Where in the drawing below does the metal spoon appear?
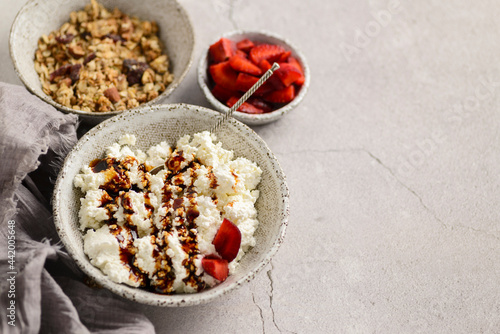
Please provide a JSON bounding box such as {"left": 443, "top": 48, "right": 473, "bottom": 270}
{"left": 149, "top": 62, "right": 280, "bottom": 175}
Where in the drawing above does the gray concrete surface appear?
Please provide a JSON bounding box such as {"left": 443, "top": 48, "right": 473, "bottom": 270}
{"left": 2, "top": 0, "right": 500, "bottom": 333}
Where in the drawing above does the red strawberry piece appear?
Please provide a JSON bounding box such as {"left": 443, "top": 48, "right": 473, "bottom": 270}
{"left": 212, "top": 218, "right": 241, "bottom": 262}
{"left": 235, "top": 72, "right": 259, "bottom": 92}
{"left": 248, "top": 97, "right": 273, "bottom": 113}
{"left": 258, "top": 59, "right": 272, "bottom": 72}
{"left": 229, "top": 54, "right": 263, "bottom": 76}
{"left": 227, "top": 96, "right": 264, "bottom": 114}
{"left": 236, "top": 38, "right": 255, "bottom": 53}
{"left": 249, "top": 74, "right": 284, "bottom": 96}
{"left": 202, "top": 255, "right": 229, "bottom": 282}
{"left": 209, "top": 38, "right": 235, "bottom": 64}
{"left": 278, "top": 50, "right": 292, "bottom": 62}
{"left": 275, "top": 63, "right": 303, "bottom": 87}
{"left": 263, "top": 85, "right": 296, "bottom": 104}
{"left": 235, "top": 49, "right": 248, "bottom": 58}
{"left": 209, "top": 61, "right": 238, "bottom": 90}
{"left": 211, "top": 84, "right": 239, "bottom": 103}
{"left": 287, "top": 56, "right": 305, "bottom": 85}
{"left": 267, "top": 73, "right": 287, "bottom": 91}
{"left": 249, "top": 44, "right": 286, "bottom": 65}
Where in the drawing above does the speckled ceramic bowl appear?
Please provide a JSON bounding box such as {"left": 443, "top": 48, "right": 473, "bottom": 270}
{"left": 198, "top": 30, "right": 310, "bottom": 125}
{"left": 10, "top": 0, "right": 194, "bottom": 125}
{"left": 53, "top": 103, "right": 289, "bottom": 306}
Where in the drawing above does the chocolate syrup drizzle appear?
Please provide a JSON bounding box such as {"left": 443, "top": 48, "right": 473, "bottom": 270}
{"left": 90, "top": 149, "right": 216, "bottom": 294}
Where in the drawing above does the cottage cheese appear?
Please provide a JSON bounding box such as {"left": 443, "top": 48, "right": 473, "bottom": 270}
{"left": 74, "top": 132, "right": 262, "bottom": 293}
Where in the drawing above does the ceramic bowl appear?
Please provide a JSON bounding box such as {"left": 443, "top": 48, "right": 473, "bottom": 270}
{"left": 198, "top": 30, "right": 310, "bottom": 126}
{"left": 52, "top": 103, "right": 289, "bottom": 306}
{"left": 10, "top": 0, "right": 194, "bottom": 124}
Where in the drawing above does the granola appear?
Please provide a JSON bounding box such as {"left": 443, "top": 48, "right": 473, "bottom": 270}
{"left": 34, "top": 0, "right": 174, "bottom": 112}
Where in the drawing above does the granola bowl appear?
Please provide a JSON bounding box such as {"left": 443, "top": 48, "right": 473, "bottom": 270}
{"left": 53, "top": 103, "right": 289, "bottom": 306}
{"left": 198, "top": 30, "right": 310, "bottom": 125}
{"left": 10, "top": 0, "right": 194, "bottom": 124}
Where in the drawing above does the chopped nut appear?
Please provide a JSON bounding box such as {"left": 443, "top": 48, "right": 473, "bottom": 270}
{"left": 70, "top": 11, "right": 78, "bottom": 24}
{"left": 141, "top": 68, "right": 154, "bottom": 84}
{"left": 53, "top": 50, "right": 68, "bottom": 63}
{"left": 116, "top": 74, "right": 128, "bottom": 91}
{"left": 136, "top": 92, "right": 147, "bottom": 103}
{"left": 55, "top": 34, "right": 74, "bottom": 44}
{"left": 147, "top": 90, "right": 159, "bottom": 100}
{"left": 104, "top": 34, "right": 124, "bottom": 43}
{"left": 104, "top": 87, "right": 120, "bottom": 103}
{"left": 59, "top": 77, "right": 73, "bottom": 88}
{"left": 150, "top": 55, "right": 168, "bottom": 74}
{"left": 77, "top": 10, "right": 88, "bottom": 23}
{"left": 96, "top": 95, "right": 111, "bottom": 112}
{"left": 68, "top": 44, "right": 85, "bottom": 58}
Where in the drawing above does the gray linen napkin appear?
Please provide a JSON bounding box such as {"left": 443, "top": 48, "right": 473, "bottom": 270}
{"left": 0, "top": 83, "right": 155, "bottom": 334}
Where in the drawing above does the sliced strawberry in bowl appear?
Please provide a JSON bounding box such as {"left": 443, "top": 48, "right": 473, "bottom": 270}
{"left": 212, "top": 218, "right": 241, "bottom": 262}
{"left": 236, "top": 38, "right": 255, "bottom": 53}
{"left": 234, "top": 73, "right": 276, "bottom": 96}
{"left": 235, "top": 49, "right": 248, "bottom": 58}
{"left": 211, "top": 84, "right": 240, "bottom": 104}
{"left": 263, "top": 85, "right": 296, "bottom": 104}
{"left": 202, "top": 255, "right": 229, "bottom": 282}
{"left": 229, "top": 54, "right": 262, "bottom": 76}
{"left": 258, "top": 59, "right": 272, "bottom": 72}
{"left": 227, "top": 96, "right": 265, "bottom": 114}
{"left": 278, "top": 50, "right": 292, "bottom": 62}
{"left": 275, "top": 63, "right": 303, "bottom": 87}
{"left": 249, "top": 44, "right": 286, "bottom": 65}
{"left": 287, "top": 56, "right": 305, "bottom": 85}
{"left": 248, "top": 97, "right": 273, "bottom": 113}
{"left": 235, "top": 72, "right": 259, "bottom": 92}
{"left": 209, "top": 37, "right": 235, "bottom": 64}
{"left": 209, "top": 61, "right": 238, "bottom": 90}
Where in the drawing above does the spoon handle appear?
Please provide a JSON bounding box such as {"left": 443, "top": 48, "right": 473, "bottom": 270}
{"left": 211, "top": 62, "right": 280, "bottom": 133}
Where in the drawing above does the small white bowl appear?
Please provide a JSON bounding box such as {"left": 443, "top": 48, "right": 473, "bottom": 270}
{"left": 198, "top": 30, "right": 310, "bottom": 126}
{"left": 10, "top": 0, "right": 194, "bottom": 124}
{"left": 52, "top": 103, "right": 289, "bottom": 306}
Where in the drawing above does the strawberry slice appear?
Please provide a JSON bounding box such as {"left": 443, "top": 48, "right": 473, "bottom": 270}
{"left": 263, "top": 85, "right": 296, "bottom": 103}
{"left": 229, "top": 54, "right": 262, "bottom": 76}
{"left": 278, "top": 50, "right": 292, "bottom": 62}
{"left": 209, "top": 38, "right": 235, "bottom": 64}
{"left": 211, "top": 84, "right": 239, "bottom": 103}
{"left": 287, "top": 56, "right": 305, "bottom": 85}
{"left": 275, "top": 63, "right": 303, "bottom": 87}
{"left": 234, "top": 72, "right": 279, "bottom": 95}
{"left": 236, "top": 38, "right": 255, "bottom": 53}
{"left": 202, "top": 255, "right": 229, "bottom": 282}
{"left": 209, "top": 61, "right": 238, "bottom": 90}
{"left": 235, "top": 49, "right": 247, "bottom": 58}
{"left": 249, "top": 44, "right": 286, "bottom": 65}
{"left": 212, "top": 218, "right": 241, "bottom": 262}
{"left": 258, "top": 59, "right": 272, "bottom": 72}
{"left": 235, "top": 72, "right": 259, "bottom": 92}
{"left": 248, "top": 97, "right": 273, "bottom": 113}
{"left": 227, "top": 96, "right": 264, "bottom": 114}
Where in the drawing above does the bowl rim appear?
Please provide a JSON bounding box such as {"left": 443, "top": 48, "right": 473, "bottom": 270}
{"left": 198, "top": 29, "right": 310, "bottom": 125}
{"left": 9, "top": 0, "right": 195, "bottom": 119}
{"left": 52, "top": 103, "right": 290, "bottom": 306}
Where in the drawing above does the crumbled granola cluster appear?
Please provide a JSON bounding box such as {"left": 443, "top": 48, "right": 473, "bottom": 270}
{"left": 34, "top": 0, "right": 174, "bottom": 112}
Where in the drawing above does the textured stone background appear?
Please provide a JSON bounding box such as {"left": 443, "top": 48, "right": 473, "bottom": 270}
{"left": 2, "top": 0, "right": 500, "bottom": 333}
